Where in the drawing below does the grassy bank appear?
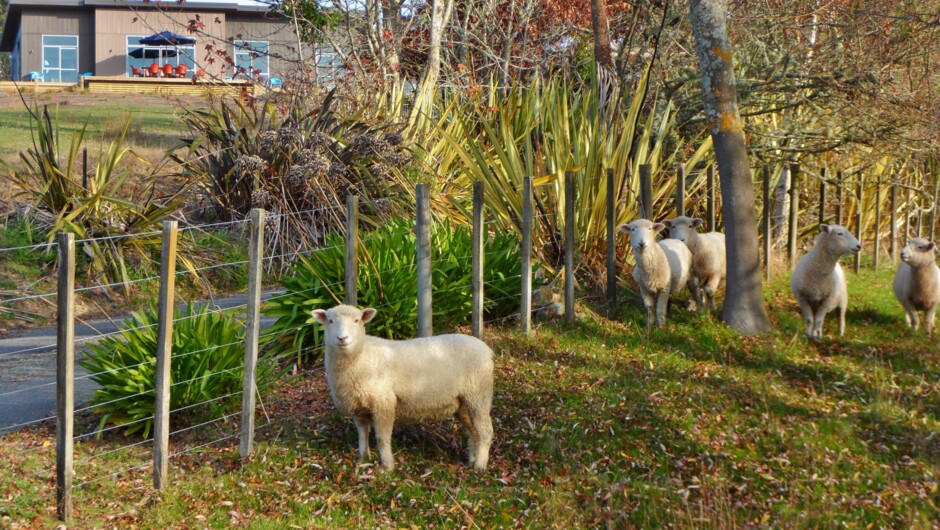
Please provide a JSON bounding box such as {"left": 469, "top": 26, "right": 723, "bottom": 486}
{"left": 1, "top": 266, "right": 939, "bottom": 528}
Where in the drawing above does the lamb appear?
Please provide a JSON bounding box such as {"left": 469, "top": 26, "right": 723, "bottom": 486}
{"left": 312, "top": 305, "right": 494, "bottom": 471}
{"left": 618, "top": 219, "right": 692, "bottom": 328}
{"left": 892, "top": 238, "right": 940, "bottom": 334}
{"left": 789, "top": 224, "right": 861, "bottom": 339}
{"left": 663, "top": 216, "right": 726, "bottom": 313}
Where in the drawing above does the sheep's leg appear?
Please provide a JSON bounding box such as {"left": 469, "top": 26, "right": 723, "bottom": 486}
{"left": 372, "top": 412, "right": 396, "bottom": 471}
{"left": 703, "top": 276, "right": 720, "bottom": 313}
{"left": 455, "top": 407, "right": 478, "bottom": 467}
{"left": 690, "top": 276, "right": 705, "bottom": 313}
{"left": 838, "top": 301, "right": 846, "bottom": 337}
{"left": 796, "top": 299, "right": 816, "bottom": 338}
{"left": 910, "top": 307, "right": 921, "bottom": 331}
{"left": 925, "top": 305, "right": 937, "bottom": 335}
{"left": 469, "top": 409, "right": 493, "bottom": 471}
{"left": 353, "top": 416, "right": 372, "bottom": 461}
{"left": 640, "top": 288, "right": 656, "bottom": 330}
{"left": 812, "top": 311, "right": 827, "bottom": 340}
{"left": 655, "top": 290, "right": 669, "bottom": 327}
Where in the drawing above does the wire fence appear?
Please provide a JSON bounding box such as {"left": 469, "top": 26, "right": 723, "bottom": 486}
{"left": 5, "top": 163, "right": 931, "bottom": 522}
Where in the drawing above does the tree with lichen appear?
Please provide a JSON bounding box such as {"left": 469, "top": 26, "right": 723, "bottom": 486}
{"left": 688, "top": 0, "right": 769, "bottom": 334}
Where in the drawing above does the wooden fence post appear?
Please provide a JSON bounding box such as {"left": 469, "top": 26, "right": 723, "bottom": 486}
{"left": 345, "top": 195, "right": 358, "bottom": 306}
{"left": 763, "top": 164, "right": 772, "bottom": 282}
{"left": 606, "top": 168, "right": 617, "bottom": 311}
{"left": 788, "top": 163, "right": 800, "bottom": 271}
{"left": 676, "top": 163, "right": 686, "bottom": 217}
{"left": 707, "top": 164, "right": 716, "bottom": 231}
{"left": 874, "top": 181, "right": 881, "bottom": 271}
{"left": 416, "top": 184, "right": 432, "bottom": 337}
{"left": 56, "top": 232, "right": 75, "bottom": 522}
{"left": 905, "top": 186, "right": 912, "bottom": 240}
{"left": 521, "top": 177, "right": 533, "bottom": 336}
{"left": 472, "top": 181, "right": 484, "bottom": 339}
{"left": 855, "top": 182, "right": 863, "bottom": 274}
{"left": 836, "top": 170, "right": 845, "bottom": 226}
{"left": 564, "top": 171, "right": 575, "bottom": 324}
{"left": 153, "top": 220, "right": 178, "bottom": 490}
{"left": 639, "top": 164, "right": 652, "bottom": 220}
{"left": 240, "top": 209, "right": 264, "bottom": 458}
{"left": 890, "top": 184, "right": 898, "bottom": 263}
{"left": 931, "top": 174, "right": 939, "bottom": 243}
{"left": 819, "top": 167, "right": 827, "bottom": 226}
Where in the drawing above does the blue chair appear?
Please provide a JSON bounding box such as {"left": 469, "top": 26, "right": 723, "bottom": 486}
{"left": 269, "top": 77, "right": 282, "bottom": 88}
{"left": 28, "top": 71, "right": 44, "bottom": 82}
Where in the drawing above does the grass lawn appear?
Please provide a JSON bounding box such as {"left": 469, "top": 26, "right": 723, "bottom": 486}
{"left": 0, "top": 96, "right": 191, "bottom": 167}
{"left": 1, "top": 266, "right": 939, "bottom": 528}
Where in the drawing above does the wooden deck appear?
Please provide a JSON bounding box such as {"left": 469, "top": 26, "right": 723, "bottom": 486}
{"left": 0, "top": 81, "right": 76, "bottom": 93}
{"left": 82, "top": 76, "right": 261, "bottom": 97}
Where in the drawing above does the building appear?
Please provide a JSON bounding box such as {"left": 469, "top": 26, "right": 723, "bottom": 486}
{"left": 0, "top": 0, "right": 300, "bottom": 82}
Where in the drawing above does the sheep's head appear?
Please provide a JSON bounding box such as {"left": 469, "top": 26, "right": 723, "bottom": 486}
{"left": 618, "top": 219, "right": 664, "bottom": 253}
{"left": 662, "top": 216, "right": 703, "bottom": 244}
{"left": 900, "top": 238, "right": 936, "bottom": 267}
{"left": 312, "top": 305, "right": 376, "bottom": 353}
{"left": 818, "top": 224, "right": 861, "bottom": 256}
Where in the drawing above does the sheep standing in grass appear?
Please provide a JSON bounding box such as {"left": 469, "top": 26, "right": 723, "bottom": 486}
{"left": 663, "top": 216, "right": 726, "bottom": 313}
{"left": 312, "top": 305, "right": 494, "bottom": 471}
{"left": 618, "top": 219, "right": 692, "bottom": 328}
{"left": 893, "top": 238, "right": 940, "bottom": 334}
{"left": 790, "top": 224, "right": 861, "bottom": 339}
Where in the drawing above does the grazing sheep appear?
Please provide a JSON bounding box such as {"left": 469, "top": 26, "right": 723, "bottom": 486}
{"left": 789, "top": 224, "right": 861, "bottom": 339}
{"left": 893, "top": 238, "right": 940, "bottom": 334}
{"left": 312, "top": 305, "right": 494, "bottom": 471}
{"left": 618, "top": 219, "right": 692, "bottom": 328}
{"left": 663, "top": 216, "right": 726, "bottom": 313}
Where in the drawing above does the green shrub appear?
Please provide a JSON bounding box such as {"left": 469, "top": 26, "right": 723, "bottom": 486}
{"left": 79, "top": 303, "right": 275, "bottom": 438}
{"left": 264, "top": 217, "right": 529, "bottom": 363}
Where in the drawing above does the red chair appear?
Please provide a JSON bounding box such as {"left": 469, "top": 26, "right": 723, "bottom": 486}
{"left": 163, "top": 63, "right": 174, "bottom": 77}
{"left": 148, "top": 63, "right": 160, "bottom": 77}
{"left": 131, "top": 67, "right": 141, "bottom": 77}
{"left": 176, "top": 64, "right": 188, "bottom": 78}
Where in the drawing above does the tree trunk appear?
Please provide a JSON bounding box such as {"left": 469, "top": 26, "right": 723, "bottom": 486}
{"left": 590, "top": 0, "right": 614, "bottom": 69}
{"left": 688, "top": 0, "right": 770, "bottom": 334}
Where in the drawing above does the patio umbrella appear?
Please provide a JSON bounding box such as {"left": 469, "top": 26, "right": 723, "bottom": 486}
{"left": 138, "top": 31, "right": 196, "bottom": 46}
{"left": 129, "top": 48, "right": 178, "bottom": 59}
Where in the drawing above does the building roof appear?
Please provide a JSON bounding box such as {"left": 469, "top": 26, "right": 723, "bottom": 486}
{"left": 0, "top": 0, "right": 278, "bottom": 51}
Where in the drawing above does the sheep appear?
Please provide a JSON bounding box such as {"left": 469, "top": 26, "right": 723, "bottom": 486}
{"left": 618, "top": 219, "right": 692, "bottom": 328}
{"left": 663, "top": 216, "right": 726, "bottom": 313}
{"left": 789, "top": 224, "right": 861, "bottom": 339}
{"left": 892, "top": 238, "right": 940, "bottom": 334}
{"left": 312, "top": 305, "right": 494, "bottom": 471}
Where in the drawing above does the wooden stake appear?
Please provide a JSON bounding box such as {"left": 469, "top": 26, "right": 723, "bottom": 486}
{"left": 240, "top": 209, "right": 264, "bottom": 458}
{"left": 56, "top": 232, "right": 75, "bottom": 522}
{"left": 153, "top": 220, "right": 178, "bottom": 490}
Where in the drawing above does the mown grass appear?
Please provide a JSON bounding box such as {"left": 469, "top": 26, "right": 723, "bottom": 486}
{"left": 1, "top": 266, "right": 939, "bottom": 528}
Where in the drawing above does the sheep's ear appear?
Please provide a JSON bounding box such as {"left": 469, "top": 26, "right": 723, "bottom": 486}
{"left": 819, "top": 224, "right": 831, "bottom": 233}
{"left": 616, "top": 224, "right": 630, "bottom": 235}
{"left": 925, "top": 242, "right": 935, "bottom": 252}
{"left": 312, "top": 309, "right": 329, "bottom": 325}
{"left": 663, "top": 220, "right": 673, "bottom": 229}
{"left": 692, "top": 218, "right": 704, "bottom": 227}
{"left": 652, "top": 222, "right": 666, "bottom": 233}
{"left": 361, "top": 308, "right": 377, "bottom": 323}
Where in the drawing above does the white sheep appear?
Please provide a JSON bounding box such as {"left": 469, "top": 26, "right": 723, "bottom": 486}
{"left": 312, "top": 305, "right": 494, "bottom": 471}
{"left": 789, "top": 224, "right": 861, "bottom": 339}
{"left": 618, "top": 219, "right": 692, "bottom": 328}
{"left": 663, "top": 216, "right": 726, "bottom": 313}
{"left": 893, "top": 238, "right": 940, "bottom": 334}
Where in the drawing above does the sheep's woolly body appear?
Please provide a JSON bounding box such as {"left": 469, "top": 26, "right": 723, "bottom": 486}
{"left": 789, "top": 224, "right": 861, "bottom": 339}
{"left": 315, "top": 305, "right": 494, "bottom": 471}
{"left": 893, "top": 238, "right": 940, "bottom": 334}
{"left": 664, "top": 217, "right": 726, "bottom": 312}
{"left": 620, "top": 219, "right": 692, "bottom": 328}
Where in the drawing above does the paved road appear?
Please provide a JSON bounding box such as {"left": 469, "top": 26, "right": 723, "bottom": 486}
{"left": 0, "top": 293, "right": 281, "bottom": 433}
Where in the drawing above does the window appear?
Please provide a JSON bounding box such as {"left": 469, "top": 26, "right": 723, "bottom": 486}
{"left": 233, "top": 41, "right": 269, "bottom": 79}
{"left": 42, "top": 35, "right": 78, "bottom": 83}
{"left": 126, "top": 35, "right": 196, "bottom": 76}
{"left": 316, "top": 43, "right": 342, "bottom": 81}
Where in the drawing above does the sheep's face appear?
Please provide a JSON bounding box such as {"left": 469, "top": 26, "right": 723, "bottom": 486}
{"left": 900, "top": 238, "right": 936, "bottom": 267}
{"left": 312, "top": 305, "right": 376, "bottom": 353}
{"left": 819, "top": 224, "right": 862, "bottom": 255}
{"left": 663, "top": 216, "right": 703, "bottom": 244}
{"left": 618, "top": 219, "right": 664, "bottom": 253}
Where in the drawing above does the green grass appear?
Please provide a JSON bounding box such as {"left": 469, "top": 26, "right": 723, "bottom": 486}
{"left": 1, "top": 266, "right": 939, "bottom": 528}
{"left": 0, "top": 101, "right": 186, "bottom": 163}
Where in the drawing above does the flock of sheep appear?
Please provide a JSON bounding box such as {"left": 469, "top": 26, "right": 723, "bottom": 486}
{"left": 308, "top": 215, "right": 939, "bottom": 472}
{"left": 619, "top": 216, "right": 940, "bottom": 338}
